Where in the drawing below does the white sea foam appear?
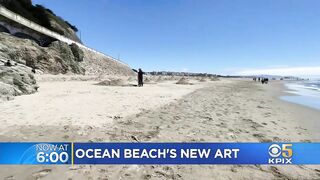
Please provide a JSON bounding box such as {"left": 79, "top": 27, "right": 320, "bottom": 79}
{"left": 281, "top": 81, "right": 320, "bottom": 110}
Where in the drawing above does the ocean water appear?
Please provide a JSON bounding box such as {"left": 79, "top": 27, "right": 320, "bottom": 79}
{"left": 280, "top": 80, "right": 320, "bottom": 110}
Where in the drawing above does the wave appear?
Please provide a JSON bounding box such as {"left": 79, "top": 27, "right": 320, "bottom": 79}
{"left": 281, "top": 80, "right": 320, "bottom": 110}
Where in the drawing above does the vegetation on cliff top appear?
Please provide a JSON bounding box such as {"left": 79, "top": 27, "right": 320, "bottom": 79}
{"left": 0, "top": 0, "right": 81, "bottom": 42}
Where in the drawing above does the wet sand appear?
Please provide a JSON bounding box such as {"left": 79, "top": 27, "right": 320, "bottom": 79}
{"left": 0, "top": 78, "right": 319, "bottom": 179}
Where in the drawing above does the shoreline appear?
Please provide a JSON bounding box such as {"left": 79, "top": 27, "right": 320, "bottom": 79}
{"left": 280, "top": 81, "right": 320, "bottom": 111}
{"left": 266, "top": 81, "right": 320, "bottom": 140}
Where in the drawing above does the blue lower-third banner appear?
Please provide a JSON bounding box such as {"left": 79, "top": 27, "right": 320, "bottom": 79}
{"left": 0, "top": 143, "right": 320, "bottom": 164}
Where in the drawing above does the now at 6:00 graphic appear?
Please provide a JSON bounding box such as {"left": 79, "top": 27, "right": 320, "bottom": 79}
{"left": 36, "top": 151, "right": 69, "bottom": 163}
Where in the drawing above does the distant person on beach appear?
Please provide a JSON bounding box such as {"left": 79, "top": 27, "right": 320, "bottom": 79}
{"left": 138, "top": 68, "right": 144, "bottom": 87}
{"left": 4, "top": 60, "right": 12, "bottom": 67}
{"left": 31, "top": 67, "right": 36, "bottom": 74}
{"left": 261, "top": 78, "right": 269, "bottom": 84}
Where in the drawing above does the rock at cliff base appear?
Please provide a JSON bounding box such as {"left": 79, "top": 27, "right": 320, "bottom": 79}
{"left": 0, "top": 65, "right": 39, "bottom": 101}
{"left": 48, "top": 41, "right": 85, "bottom": 74}
{"left": 70, "top": 43, "right": 84, "bottom": 62}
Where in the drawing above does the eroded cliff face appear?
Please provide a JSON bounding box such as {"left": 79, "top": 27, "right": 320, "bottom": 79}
{"left": 0, "top": 32, "right": 135, "bottom": 76}
{"left": 0, "top": 32, "right": 85, "bottom": 74}
{"left": 0, "top": 31, "right": 135, "bottom": 100}
{"left": 81, "top": 48, "right": 135, "bottom": 77}
{"left": 0, "top": 31, "right": 83, "bottom": 100}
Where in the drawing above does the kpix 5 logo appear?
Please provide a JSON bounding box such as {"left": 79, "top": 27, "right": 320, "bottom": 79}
{"left": 268, "top": 144, "right": 292, "bottom": 164}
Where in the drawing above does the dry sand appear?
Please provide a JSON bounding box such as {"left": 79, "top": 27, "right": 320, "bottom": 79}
{"left": 0, "top": 77, "right": 319, "bottom": 179}
{"left": 0, "top": 78, "right": 204, "bottom": 128}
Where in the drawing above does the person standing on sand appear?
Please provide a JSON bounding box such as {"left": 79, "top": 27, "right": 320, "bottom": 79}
{"left": 31, "top": 66, "right": 36, "bottom": 74}
{"left": 4, "top": 60, "right": 12, "bottom": 67}
{"left": 138, "top": 68, "right": 144, "bottom": 87}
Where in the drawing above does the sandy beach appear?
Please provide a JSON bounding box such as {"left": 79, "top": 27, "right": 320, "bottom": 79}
{"left": 1, "top": 1, "right": 320, "bottom": 179}
{"left": 0, "top": 77, "right": 320, "bottom": 179}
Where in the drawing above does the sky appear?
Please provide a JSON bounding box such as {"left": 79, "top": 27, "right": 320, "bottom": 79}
{"left": 32, "top": 0, "right": 320, "bottom": 77}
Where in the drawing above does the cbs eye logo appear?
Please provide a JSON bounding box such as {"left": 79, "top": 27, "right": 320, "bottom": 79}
{"left": 268, "top": 144, "right": 293, "bottom": 158}
{"left": 268, "top": 144, "right": 282, "bottom": 157}
{"left": 268, "top": 144, "right": 293, "bottom": 164}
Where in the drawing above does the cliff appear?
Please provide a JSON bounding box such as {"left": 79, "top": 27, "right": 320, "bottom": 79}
{"left": 0, "top": 1, "right": 135, "bottom": 100}
{"left": 0, "top": 31, "right": 135, "bottom": 101}
{"left": 0, "top": 32, "right": 135, "bottom": 76}
{"left": 0, "top": 0, "right": 81, "bottom": 42}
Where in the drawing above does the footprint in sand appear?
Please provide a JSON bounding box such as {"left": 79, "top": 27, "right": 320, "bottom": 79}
{"left": 216, "top": 113, "right": 223, "bottom": 117}
{"left": 143, "top": 174, "right": 152, "bottom": 179}
{"left": 216, "top": 122, "right": 227, "bottom": 128}
{"left": 63, "top": 125, "right": 70, "bottom": 131}
{"left": 272, "top": 137, "right": 282, "bottom": 142}
{"left": 253, "top": 133, "right": 272, "bottom": 142}
{"left": 118, "top": 119, "right": 133, "bottom": 126}
{"left": 32, "top": 169, "right": 52, "bottom": 179}
{"left": 230, "top": 166, "right": 238, "bottom": 173}
{"left": 223, "top": 111, "right": 228, "bottom": 115}
{"left": 4, "top": 175, "right": 14, "bottom": 180}
{"left": 271, "top": 121, "right": 277, "bottom": 125}
{"left": 203, "top": 116, "right": 213, "bottom": 121}
{"left": 269, "top": 166, "right": 292, "bottom": 179}
{"left": 302, "top": 139, "right": 311, "bottom": 142}
{"left": 173, "top": 116, "right": 181, "bottom": 120}
{"left": 242, "top": 118, "right": 263, "bottom": 129}
{"left": 264, "top": 112, "right": 272, "bottom": 117}
{"left": 295, "top": 126, "right": 308, "bottom": 131}
{"left": 250, "top": 122, "right": 263, "bottom": 130}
